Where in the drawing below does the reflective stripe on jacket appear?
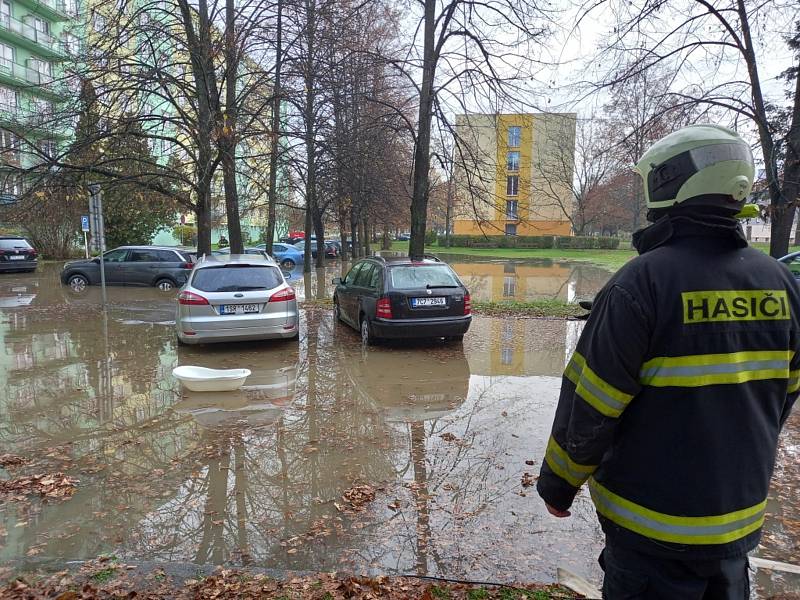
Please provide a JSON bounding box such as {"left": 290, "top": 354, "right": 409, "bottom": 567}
{"left": 537, "top": 214, "right": 800, "bottom": 559}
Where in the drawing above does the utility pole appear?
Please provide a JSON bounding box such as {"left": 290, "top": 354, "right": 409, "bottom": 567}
{"left": 88, "top": 183, "right": 107, "bottom": 304}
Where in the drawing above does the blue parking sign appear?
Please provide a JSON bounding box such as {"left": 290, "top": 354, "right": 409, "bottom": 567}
{"left": 81, "top": 215, "right": 90, "bottom": 232}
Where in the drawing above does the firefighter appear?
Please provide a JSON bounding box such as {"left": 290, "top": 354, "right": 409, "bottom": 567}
{"left": 537, "top": 124, "right": 800, "bottom": 599}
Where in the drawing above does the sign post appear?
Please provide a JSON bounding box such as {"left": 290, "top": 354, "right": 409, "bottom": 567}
{"left": 88, "top": 184, "right": 106, "bottom": 304}
{"left": 81, "top": 215, "right": 90, "bottom": 258}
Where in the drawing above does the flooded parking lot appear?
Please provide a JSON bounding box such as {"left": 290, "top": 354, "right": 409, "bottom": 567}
{"left": 1, "top": 262, "right": 798, "bottom": 596}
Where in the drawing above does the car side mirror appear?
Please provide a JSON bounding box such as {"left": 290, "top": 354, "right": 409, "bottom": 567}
{"left": 332, "top": 277, "right": 341, "bottom": 285}
{"left": 92, "top": 257, "right": 101, "bottom": 264}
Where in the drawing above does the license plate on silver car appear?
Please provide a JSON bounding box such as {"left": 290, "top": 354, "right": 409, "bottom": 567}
{"left": 219, "top": 304, "right": 259, "bottom": 315}
{"left": 8, "top": 255, "right": 25, "bottom": 260}
{"left": 412, "top": 297, "right": 446, "bottom": 307}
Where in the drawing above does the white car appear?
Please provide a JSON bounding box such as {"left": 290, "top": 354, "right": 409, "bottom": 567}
{"left": 175, "top": 254, "right": 299, "bottom": 345}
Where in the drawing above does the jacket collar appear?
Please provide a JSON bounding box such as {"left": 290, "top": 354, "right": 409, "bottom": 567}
{"left": 632, "top": 213, "right": 748, "bottom": 255}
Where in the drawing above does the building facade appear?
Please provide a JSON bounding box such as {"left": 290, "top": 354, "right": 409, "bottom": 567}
{"left": 0, "top": 0, "right": 75, "bottom": 203}
{"left": 452, "top": 112, "right": 576, "bottom": 237}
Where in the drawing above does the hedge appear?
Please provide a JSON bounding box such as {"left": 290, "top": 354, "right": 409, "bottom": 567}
{"left": 438, "top": 234, "right": 620, "bottom": 250}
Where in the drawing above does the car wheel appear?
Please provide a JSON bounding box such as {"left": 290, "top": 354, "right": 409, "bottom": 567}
{"left": 360, "top": 316, "right": 376, "bottom": 346}
{"left": 333, "top": 299, "right": 342, "bottom": 323}
{"left": 281, "top": 258, "right": 296, "bottom": 270}
{"left": 156, "top": 278, "right": 176, "bottom": 292}
{"left": 67, "top": 273, "right": 88, "bottom": 292}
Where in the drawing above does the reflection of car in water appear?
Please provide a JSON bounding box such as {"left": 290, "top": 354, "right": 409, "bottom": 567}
{"left": 343, "top": 347, "right": 470, "bottom": 422}
{"left": 173, "top": 346, "right": 298, "bottom": 428}
{"left": 0, "top": 279, "right": 37, "bottom": 308}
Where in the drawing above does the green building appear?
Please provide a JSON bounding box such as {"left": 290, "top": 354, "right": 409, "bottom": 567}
{"left": 0, "top": 0, "right": 75, "bottom": 203}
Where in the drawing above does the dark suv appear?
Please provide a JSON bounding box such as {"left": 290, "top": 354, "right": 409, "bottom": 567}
{"left": 0, "top": 237, "right": 37, "bottom": 273}
{"left": 332, "top": 256, "right": 471, "bottom": 344}
{"left": 60, "top": 246, "right": 196, "bottom": 291}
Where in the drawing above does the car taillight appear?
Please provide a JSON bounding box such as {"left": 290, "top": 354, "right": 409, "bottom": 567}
{"left": 269, "top": 287, "right": 296, "bottom": 302}
{"left": 180, "top": 262, "right": 194, "bottom": 269}
{"left": 464, "top": 293, "right": 471, "bottom": 315}
{"left": 29, "top": 249, "right": 37, "bottom": 257}
{"left": 376, "top": 297, "right": 393, "bottom": 319}
{"left": 178, "top": 291, "right": 209, "bottom": 305}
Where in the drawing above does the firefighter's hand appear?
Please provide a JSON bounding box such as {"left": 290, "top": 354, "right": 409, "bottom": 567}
{"left": 546, "top": 503, "right": 571, "bottom": 518}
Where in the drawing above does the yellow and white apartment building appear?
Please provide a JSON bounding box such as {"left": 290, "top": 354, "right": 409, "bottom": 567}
{"left": 452, "top": 113, "right": 576, "bottom": 236}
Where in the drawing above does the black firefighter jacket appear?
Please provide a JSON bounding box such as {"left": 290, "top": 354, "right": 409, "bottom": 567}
{"left": 537, "top": 212, "right": 800, "bottom": 560}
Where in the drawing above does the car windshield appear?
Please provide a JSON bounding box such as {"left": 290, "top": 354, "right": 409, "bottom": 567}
{"left": 0, "top": 239, "right": 32, "bottom": 250}
{"left": 191, "top": 265, "right": 283, "bottom": 292}
{"left": 389, "top": 265, "right": 460, "bottom": 290}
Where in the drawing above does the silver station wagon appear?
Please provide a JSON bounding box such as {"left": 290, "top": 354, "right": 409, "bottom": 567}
{"left": 175, "top": 254, "right": 299, "bottom": 345}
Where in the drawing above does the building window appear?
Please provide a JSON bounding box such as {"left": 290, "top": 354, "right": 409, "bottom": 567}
{"left": 501, "top": 347, "right": 514, "bottom": 365}
{"left": 0, "top": 42, "right": 14, "bottom": 69}
{"left": 64, "top": 33, "right": 80, "bottom": 55}
{"left": 39, "top": 139, "right": 56, "bottom": 157}
{"left": 508, "top": 126, "right": 521, "bottom": 147}
{"left": 33, "top": 17, "right": 50, "bottom": 36}
{"left": 503, "top": 276, "right": 516, "bottom": 297}
{"left": 92, "top": 10, "right": 105, "bottom": 31}
{"left": 506, "top": 175, "right": 519, "bottom": 196}
{"left": 506, "top": 151, "right": 519, "bottom": 171}
{"left": 505, "top": 223, "right": 517, "bottom": 236}
{"left": 0, "top": 85, "right": 17, "bottom": 110}
{"left": 64, "top": 0, "right": 78, "bottom": 16}
{"left": 0, "top": 128, "right": 19, "bottom": 155}
{"left": 33, "top": 98, "right": 52, "bottom": 115}
{"left": 0, "top": 2, "right": 10, "bottom": 29}
{"left": 506, "top": 199, "right": 518, "bottom": 219}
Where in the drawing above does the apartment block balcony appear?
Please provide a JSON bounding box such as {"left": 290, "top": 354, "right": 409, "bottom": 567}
{"left": 0, "top": 60, "right": 67, "bottom": 100}
{"left": 0, "top": 103, "right": 62, "bottom": 135}
{"left": 0, "top": 14, "right": 68, "bottom": 60}
{"left": 14, "top": 0, "right": 70, "bottom": 22}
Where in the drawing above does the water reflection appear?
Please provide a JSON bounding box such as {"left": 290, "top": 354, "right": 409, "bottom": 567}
{"left": 0, "top": 265, "right": 796, "bottom": 596}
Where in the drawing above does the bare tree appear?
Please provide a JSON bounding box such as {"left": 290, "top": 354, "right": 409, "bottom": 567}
{"left": 586, "top": 0, "right": 799, "bottom": 255}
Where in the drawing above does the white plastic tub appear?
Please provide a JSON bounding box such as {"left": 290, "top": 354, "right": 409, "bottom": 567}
{"left": 172, "top": 366, "right": 251, "bottom": 392}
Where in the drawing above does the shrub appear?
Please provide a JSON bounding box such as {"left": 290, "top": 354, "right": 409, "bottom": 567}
{"left": 424, "top": 229, "right": 438, "bottom": 244}
{"left": 554, "top": 236, "right": 620, "bottom": 249}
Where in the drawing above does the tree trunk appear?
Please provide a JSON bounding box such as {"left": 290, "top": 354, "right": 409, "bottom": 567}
{"left": 302, "top": 0, "right": 317, "bottom": 273}
{"left": 735, "top": 0, "right": 785, "bottom": 257}
{"left": 785, "top": 58, "right": 800, "bottom": 249}
{"left": 408, "top": 0, "right": 436, "bottom": 260}
{"left": 196, "top": 187, "right": 212, "bottom": 255}
{"left": 265, "top": 0, "right": 282, "bottom": 255}
{"left": 381, "top": 224, "right": 390, "bottom": 250}
{"left": 312, "top": 205, "right": 325, "bottom": 269}
{"left": 445, "top": 171, "right": 453, "bottom": 247}
{"left": 361, "top": 217, "right": 370, "bottom": 256}
{"left": 350, "top": 211, "right": 360, "bottom": 258}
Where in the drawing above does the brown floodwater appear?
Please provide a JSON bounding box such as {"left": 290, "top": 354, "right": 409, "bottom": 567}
{"left": 0, "top": 263, "right": 797, "bottom": 597}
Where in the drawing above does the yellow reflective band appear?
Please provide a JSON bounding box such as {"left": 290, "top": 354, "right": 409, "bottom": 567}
{"left": 682, "top": 290, "right": 790, "bottom": 324}
{"left": 640, "top": 350, "right": 794, "bottom": 387}
{"left": 544, "top": 436, "right": 597, "bottom": 488}
{"left": 789, "top": 369, "right": 800, "bottom": 394}
{"left": 565, "top": 352, "right": 634, "bottom": 418}
{"left": 589, "top": 478, "right": 766, "bottom": 545}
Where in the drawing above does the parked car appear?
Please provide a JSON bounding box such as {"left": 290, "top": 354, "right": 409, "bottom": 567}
{"left": 60, "top": 246, "right": 196, "bottom": 292}
{"left": 332, "top": 255, "right": 471, "bottom": 345}
{"left": 212, "top": 247, "right": 269, "bottom": 260}
{"left": 175, "top": 254, "right": 298, "bottom": 345}
{"left": 325, "top": 240, "right": 353, "bottom": 255}
{"left": 294, "top": 240, "right": 337, "bottom": 259}
{"left": 255, "top": 242, "right": 304, "bottom": 270}
{"left": 778, "top": 251, "right": 800, "bottom": 281}
{"left": 395, "top": 233, "right": 410, "bottom": 241}
{"left": 0, "top": 237, "right": 37, "bottom": 273}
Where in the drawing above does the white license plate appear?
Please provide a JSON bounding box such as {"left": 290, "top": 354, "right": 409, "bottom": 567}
{"left": 8, "top": 255, "right": 26, "bottom": 260}
{"left": 219, "top": 304, "right": 259, "bottom": 315}
{"left": 412, "top": 297, "right": 446, "bottom": 307}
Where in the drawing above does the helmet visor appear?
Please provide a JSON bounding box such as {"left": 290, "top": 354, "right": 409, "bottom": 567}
{"left": 647, "top": 142, "right": 753, "bottom": 204}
